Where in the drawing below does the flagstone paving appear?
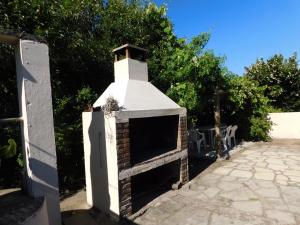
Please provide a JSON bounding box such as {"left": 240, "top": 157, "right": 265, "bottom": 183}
{"left": 61, "top": 140, "right": 300, "bottom": 225}
{"left": 133, "top": 140, "right": 300, "bottom": 225}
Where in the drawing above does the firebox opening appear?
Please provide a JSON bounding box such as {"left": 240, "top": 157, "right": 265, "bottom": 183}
{"left": 129, "top": 115, "right": 179, "bottom": 165}
{"left": 131, "top": 160, "right": 180, "bottom": 213}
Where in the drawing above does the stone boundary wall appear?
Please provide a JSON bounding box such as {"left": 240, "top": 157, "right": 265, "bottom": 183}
{"left": 269, "top": 112, "right": 300, "bottom": 139}
{"left": 22, "top": 198, "right": 49, "bottom": 225}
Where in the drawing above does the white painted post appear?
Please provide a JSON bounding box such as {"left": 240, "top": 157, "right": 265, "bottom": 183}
{"left": 15, "top": 40, "right": 61, "bottom": 225}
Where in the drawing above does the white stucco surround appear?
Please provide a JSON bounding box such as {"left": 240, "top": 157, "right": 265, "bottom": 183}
{"left": 269, "top": 112, "right": 300, "bottom": 139}
{"left": 83, "top": 112, "right": 120, "bottom": 215}
{"left": 0, "top": 38, "right": 61, "bottom": 225}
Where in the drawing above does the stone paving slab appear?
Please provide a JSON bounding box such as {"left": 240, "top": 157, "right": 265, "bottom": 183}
{"left": 133, "top": 140, "right": 300, "bottom": 225}
{"left": 60, "top": 140, "right": 300, "bottom": 225}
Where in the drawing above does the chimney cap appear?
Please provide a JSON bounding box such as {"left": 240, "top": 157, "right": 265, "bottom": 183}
{"left": 113, "top": 43, "right": 148, "bottom": 62}
{"left": 112, "top": 43, "right": 147, "bottom": 53}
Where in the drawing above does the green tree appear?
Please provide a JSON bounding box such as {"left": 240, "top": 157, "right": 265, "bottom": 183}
{"left": 150, "top": 31, "right": 273, "bottom": 141}
{"left": 225, "top": 76, "right": 272, "bottom": 141}
{"left": 0, "top": 0, "right": 276, "bottom": 190}
{"left": 152, "top": 32, "right": 225, "bottom": 125}
{"left": 0, "top": 0, "right": 179, "bottom": 190}
{"left": 245, "top": 54, "right": 300, "bottom": 111}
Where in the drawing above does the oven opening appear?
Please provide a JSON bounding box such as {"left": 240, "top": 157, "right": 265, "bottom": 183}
{"left": 129, "top": 115, "right": 179, "bottom": 165}
{"left": 131, "top": 160, "right": 180, "bottom": 213}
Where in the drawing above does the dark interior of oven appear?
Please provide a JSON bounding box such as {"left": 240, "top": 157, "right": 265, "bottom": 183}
{"left": 129, "top": 115, "right": 179, "bottom": 165}
{"left": 131, "top": 160, "right": 180, "bottom": 213}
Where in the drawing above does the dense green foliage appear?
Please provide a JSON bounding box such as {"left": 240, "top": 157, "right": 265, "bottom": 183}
{"left": 0, "top": 122, "right": 22, "bottom": 188}
{"left": 0, "top": 138, "right": 17, "bottom": 159}
{"left": 152, "top": 32, "right": 224, "bottom": 124}
{"left": 245, "top": 54, "right": 300, "bottom": 112}
{"left": 1, "top": 0, "right": 294, "bottom": 190}
{"left": 0, "top": 0, "right": 178, "bottom": 190}
{"left": 151, "top": 32, "right": 273, "bottom": 141}
{"left": 226, "top": 76, "right": 272, "bottom": 141}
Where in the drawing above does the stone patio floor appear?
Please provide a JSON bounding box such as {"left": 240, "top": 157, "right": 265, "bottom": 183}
{"left": 61, "top": 139, "right": 300, "bottom": 225}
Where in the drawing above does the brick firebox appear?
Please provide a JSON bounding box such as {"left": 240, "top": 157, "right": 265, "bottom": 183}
{"left": 83, "top": 109, "right": 189, "bottom": 219}
{"left": 116, "top": 115, "right": 189, "bottom": 217}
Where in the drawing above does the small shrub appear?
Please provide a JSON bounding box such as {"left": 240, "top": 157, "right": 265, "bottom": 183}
{"left": 249, "top": 116, "right": 272, "bottom": 141}
{"left": 101, "top": 97, "right": 120, "bottom": 114}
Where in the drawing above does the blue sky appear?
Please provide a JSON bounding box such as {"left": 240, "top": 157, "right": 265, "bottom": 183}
{"left": 153, "top": 0, "right": 300, "bottom": 75}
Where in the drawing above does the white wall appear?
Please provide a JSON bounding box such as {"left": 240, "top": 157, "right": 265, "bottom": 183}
{"left": 269, "top": 112, "right": 300, "bottom": 139}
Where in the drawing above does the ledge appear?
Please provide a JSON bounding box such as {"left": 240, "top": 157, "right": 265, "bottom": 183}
{"left": 118, "top": 148, "right": 187, "bottom": 180}
{"left": 114, "top": 108, "right": 186, "bottom": 123}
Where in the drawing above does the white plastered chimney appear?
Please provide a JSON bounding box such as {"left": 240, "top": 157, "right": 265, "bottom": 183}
{"left": 93, "top": 44, "right": 180, "bottom": 111}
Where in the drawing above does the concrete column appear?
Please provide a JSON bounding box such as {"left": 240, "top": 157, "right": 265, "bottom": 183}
{"left": 15, "top": 40, "right": 61, "bottom": 225}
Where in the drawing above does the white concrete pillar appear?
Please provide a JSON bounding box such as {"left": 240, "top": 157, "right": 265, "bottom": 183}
{"left": 15, "top": 40, "right": 61, "bottom": 225}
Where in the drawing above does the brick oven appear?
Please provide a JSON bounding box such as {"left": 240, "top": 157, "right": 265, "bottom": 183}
{"left": 82, "top": 44, "right": 188, "bottom": 219}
